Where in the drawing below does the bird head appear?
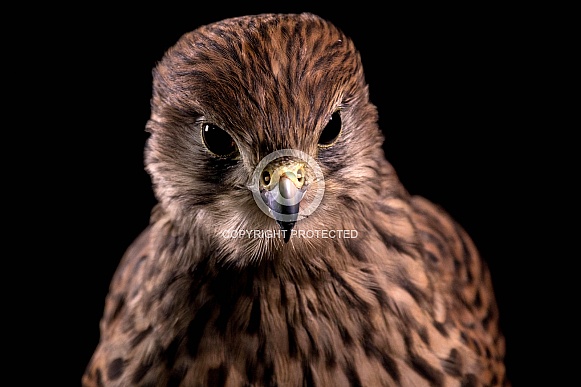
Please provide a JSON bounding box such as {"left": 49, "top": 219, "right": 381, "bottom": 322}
{"left": 144, "top": 13, "right": 395, "bottom": 266}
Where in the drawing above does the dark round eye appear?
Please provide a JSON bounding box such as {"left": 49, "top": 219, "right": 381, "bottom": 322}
{"left": 201, "top": 123, "right": 237, "bottom": 156}
{"left": 318, "top": 111, "right": 342, "bottom": 147}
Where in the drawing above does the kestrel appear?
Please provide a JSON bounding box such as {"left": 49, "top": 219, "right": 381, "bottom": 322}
{"left": 83, "top": 12, "right": 508, "bottom": 386}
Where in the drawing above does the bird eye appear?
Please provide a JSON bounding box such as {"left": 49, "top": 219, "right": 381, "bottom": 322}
{"left": 201, "top": 123, "right": 238, "bottom": 156}
{"left": 318, "top": 111, "right": 342, "bottom": 148}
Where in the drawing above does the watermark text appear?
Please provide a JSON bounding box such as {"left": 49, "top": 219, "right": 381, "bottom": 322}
{"left": 222, "top": 229, "right": 358, "bottom": 239}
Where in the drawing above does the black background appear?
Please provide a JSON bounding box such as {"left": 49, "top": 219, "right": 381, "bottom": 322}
{"left": 45, "top": 3, "right": 558, "bottom": 386}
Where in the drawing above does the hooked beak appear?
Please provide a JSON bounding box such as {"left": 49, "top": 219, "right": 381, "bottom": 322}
{"left": 259, "top": 162, "right": 307, "bottom": 243}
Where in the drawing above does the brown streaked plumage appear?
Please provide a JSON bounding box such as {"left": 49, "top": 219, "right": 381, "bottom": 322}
{"left": 83, "top": 12, "right": 508, "bottom": 386}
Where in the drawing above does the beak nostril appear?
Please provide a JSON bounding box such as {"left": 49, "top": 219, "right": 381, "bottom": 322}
{"left": 297, "top": 167, "right": 305, "bottom": 182}
{"left": 262, "top": 170, "right": 271, "bottom": 185}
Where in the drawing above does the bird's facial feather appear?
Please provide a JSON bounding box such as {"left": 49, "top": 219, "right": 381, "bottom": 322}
{"left": 145, "top": 13, "right": 392, "bottom": 264}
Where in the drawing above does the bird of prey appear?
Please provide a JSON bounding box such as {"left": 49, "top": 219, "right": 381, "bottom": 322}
{"left": 83, "top": 12, "right": 508, "bottom": 387}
